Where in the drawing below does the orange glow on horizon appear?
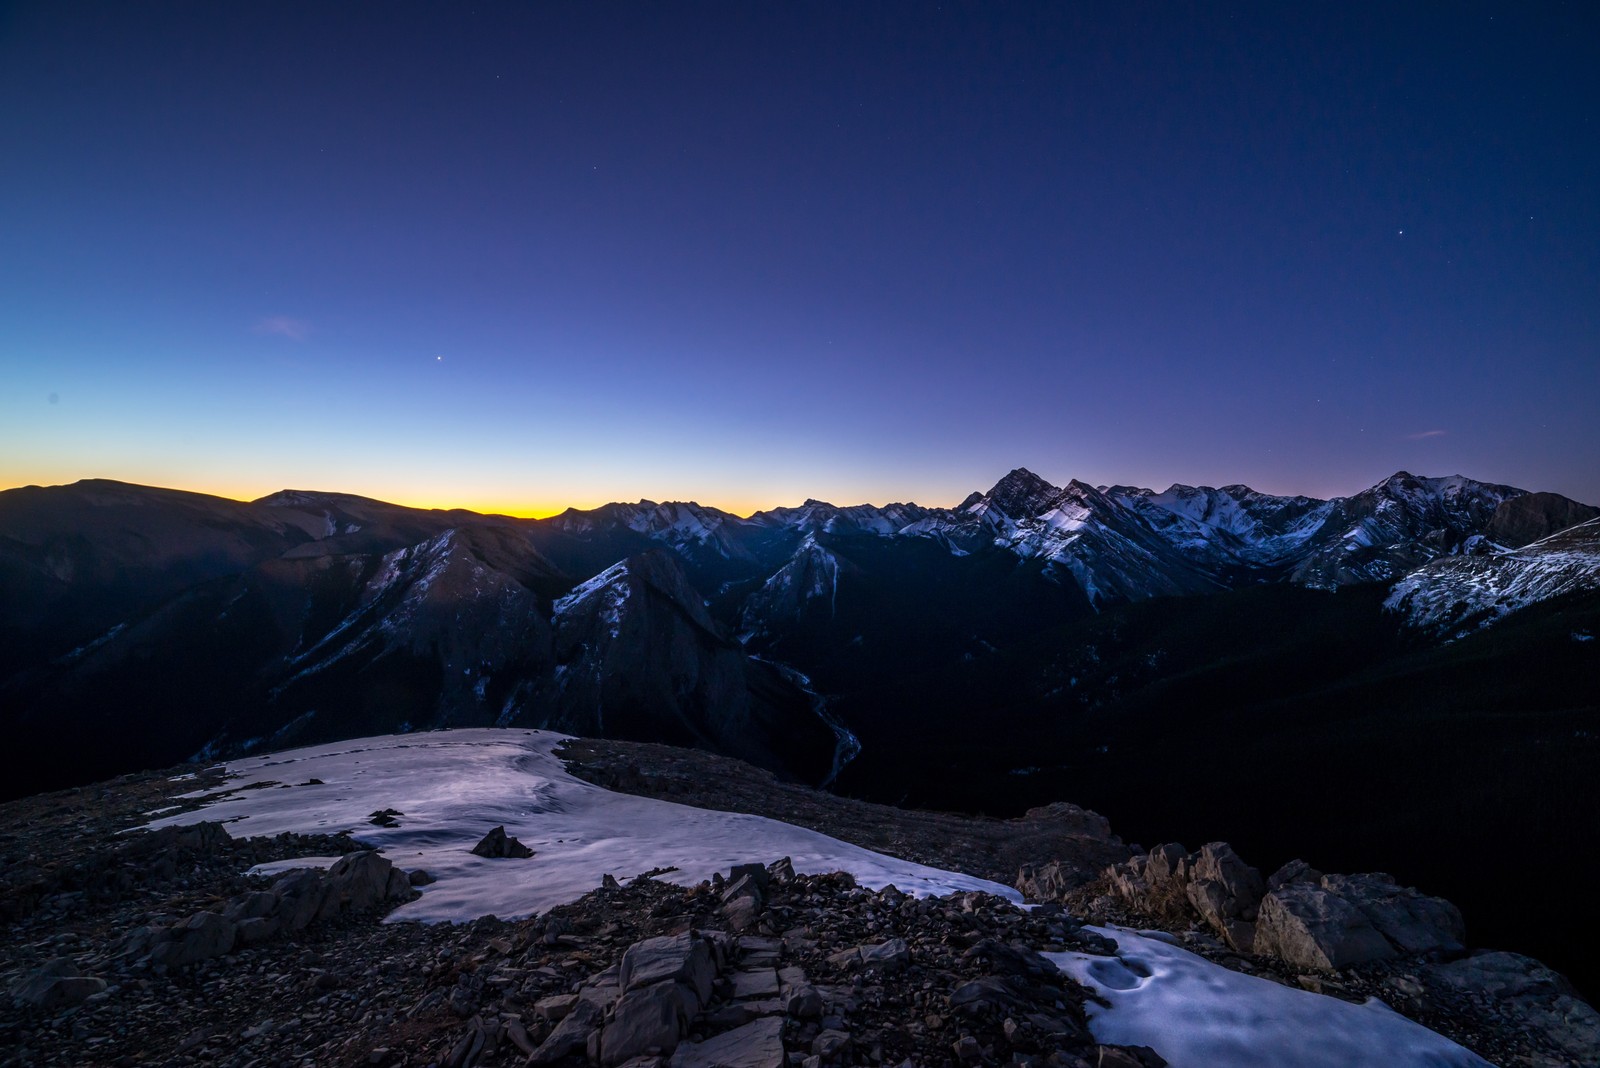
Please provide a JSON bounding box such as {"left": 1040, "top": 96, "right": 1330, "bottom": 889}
{"left": 0, "top": 473, "right": 793, "bottom": 522}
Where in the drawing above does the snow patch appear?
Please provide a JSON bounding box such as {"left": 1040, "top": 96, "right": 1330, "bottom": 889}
{"left": 1048, "top": 927, "right": 1491, "bottom": 1068}
{"left": 144, "top": 729, "right": 1008, "bottom": 923}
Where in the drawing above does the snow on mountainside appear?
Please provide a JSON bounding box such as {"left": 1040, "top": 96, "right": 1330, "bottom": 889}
{"left": 749, "top": 499, "right": 940, "bottom": 536}
{"left": 1288, "top": 472, "right": 1527, "bottom": 589}
{"left": 540, "top": 551, "right": 840, "bottom": 778}
{"left": 1108, "top": 483, "right": 1333, "bottom": 567}
{"left": 977, "top": 477, "right": 1226, "bottom": 605}
{"left": 1386, "top": 518, "right": 1600, "bottom": 639}
{"left": 145, "top": 729, "right": 1491, "bottom": 1068}
{"left": 738, "top": 533, "right": 846, "bottom": 639}
{"left": 548, "top": 468, "right": 1566, "bottom": 611}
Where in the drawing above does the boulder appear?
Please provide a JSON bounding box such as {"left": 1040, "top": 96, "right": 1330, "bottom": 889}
{"left": 235, "top": 915, "right": 280, "bottom": 947}
{"left": 784, "top": 984, "right": 823, "bottom": 1019}
{"left": 668, "top": 1017, "right": 784, "bottom": 1068}
{"left": 1023, "top": 800, "right": 1115, "bottom": 840}
{"left": 470, "top": 826, "right": 534, "bottom": 859}
{"left": 1184, "top": 842, "right": 1265, "bottom": 952}
{"left": 600, "top": 981, "right": 697, "bottom": 1065}
{"left": 534, "top": 993, "right": 580, "bottom": 1021}
{"left": 858, "top": 937, "right": 910, "bottom": 973}
{"left": 1319, "top": 873, "right": 1464, "bottom": 957}
{"left": 619, "top": 933, "right": 717, "bottom": 1005}
{"left": 1424, "top": 953, "right": 1600, "bottom": 1068}
{"left": 1424, "top": 951, "right": 1576, "bottom": 1000}
{"left": 727, "top": 863, "right": 771, "bottom": 895}
{"left": 949, "top": 976, "right": 1039, "bottom": 1015}
{"left": 1253, "top": 884, "right": 1394, "bottom": 971}
{"left": 14, "top": 959, "right": 105, "bottom": 1009}
{"left": 223, "top": 890, "right": 279, "bottom": 921}
{"left": 150, "top": 910, "right": 237, "bottom": 968}
{"left": 529, "top": 997, "right": 605, "bottom": 1064}
{"left": 1266, "top": 859, "right": 1323, "bottom": 890}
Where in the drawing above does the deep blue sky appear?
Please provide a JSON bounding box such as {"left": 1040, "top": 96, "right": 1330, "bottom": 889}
{"left": 3, "top": 2, "right": 1597, "bottom": 513}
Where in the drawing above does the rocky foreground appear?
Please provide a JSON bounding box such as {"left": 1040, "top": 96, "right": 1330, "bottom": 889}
{"left": 0, "top": 738, "right": 1595, "bottom": 1067}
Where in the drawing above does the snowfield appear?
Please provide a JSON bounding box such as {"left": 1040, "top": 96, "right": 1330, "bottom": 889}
{"left": 146, "top": 729, "right": 1015, "bottom": 921}
{"left": 147, "top": 729, "right": 1490, "bottom": 1067}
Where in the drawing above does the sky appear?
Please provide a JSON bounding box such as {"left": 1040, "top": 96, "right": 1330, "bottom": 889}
{"left": 3, "top": 2, "right": 1597, "bottom": 516}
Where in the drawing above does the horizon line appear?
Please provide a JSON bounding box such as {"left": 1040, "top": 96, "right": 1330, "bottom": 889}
{"left": 1, "top": 465, "right": 1575, "bottom": 521}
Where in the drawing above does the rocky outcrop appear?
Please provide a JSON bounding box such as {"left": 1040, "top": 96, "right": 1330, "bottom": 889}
{"left": 1184, "top": 842, "right": 1266, "bottom": 952}
{"left": 1085, "top": 843, "right": 1464, "bottom": 971}
{"left": 434, "top": 859, "right": 1159, "bottom": 1068}
{"left": 1485, "top": 492, "right": 1600, "bottom": 548}
{"left": 122, "top": 849, "right": 417, "bottom": 969}
{"left": 1254, "top": 882, "right": 1395, "bottom": 970}
{"left": 1420, "top": 952, "right": 1600, "bottom": 1068}
{"left": 470, "top": 825, "right": 534, "bottom": 859}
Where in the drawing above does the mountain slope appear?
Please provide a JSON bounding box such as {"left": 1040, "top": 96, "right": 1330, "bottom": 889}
{"left": 1385, "top": 517, "right": 1600, "bottom": 639}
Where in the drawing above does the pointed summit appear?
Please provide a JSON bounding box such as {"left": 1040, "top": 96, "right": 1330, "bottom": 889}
{"left": 984, "top": 468, "right": 1062, "bottom": 520}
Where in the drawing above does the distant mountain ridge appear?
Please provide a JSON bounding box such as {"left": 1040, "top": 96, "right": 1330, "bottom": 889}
{"left": 1, "top": 468, "right": 1595, "bottom": 802}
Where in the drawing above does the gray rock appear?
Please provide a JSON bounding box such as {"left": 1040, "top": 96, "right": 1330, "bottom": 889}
{"left": 1022, "top": 800, "right": 1115, "bottom": 840}
{"left": 1424, "top": 953, "right": 1600, "bottom": 1068}
{"left": 722, "top": 894, "right": 761, "bottom": 932}
{"left": 731, "top": 968, "right": 779, "bottom": 998}
{"left": 785, "top": 984, "right": 823, "bottom": 1019}
{"left": 949, "top": 976, "right": 1036, "bottom": 1015}
{"left": 1320, "top": 873, "right": 1464, "bottom": 956}
{"left": 1425, "top": 950, "right": 1575, "bottom": 1000}
{"left": 857, "top": 937, "right": 910, "bottom": 973}
{"left": 234, "top": 915, "right": 280, "bottom": 947}
{"left": 669, "top": 1017, "right": 785, "bottom": 1068}
{"left": 811, "top": 1028, "right": 850, "bottom": 1057}
{"left": 14, "top": 959, "right": 106, "bottom": 1009}
{"left": 150, "top": 910, "right": 237, "bottom": 968}
{"left": 529, "top": 997, "right": 604, "bottom": 1064}
{"left": 1266, "top": 859, "right": 1323, "bottom": 890}
{"left": 1185, "top": 842, "right": 1265, "bottom": 952}
{"left": 601, "top": 981, "right": 697, "bottom": 1066}
{"left": 470, "top": 825, "right": 534, "bottom": 859}
{"left": 534, "top": 992, "right": 580, "bottom": 1021}
{"left": 619, "top": 933, "right": 717, "bottom": 1006}
{"left": 1144, "top": 843, "right": 1191, "bottom": 887}
{"left": 1253, "top": 884, "right": 1394, "bottom": 971}
{"left": 727, "top": 863, "right": 771, "bottom": 896}
{"left": 223, "top": 890, "right": 279, "bottom": 921}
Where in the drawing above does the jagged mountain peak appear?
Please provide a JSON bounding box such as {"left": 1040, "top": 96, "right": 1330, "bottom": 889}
{"left": 983, "top": 467, "right": 1064, "bottom": 519}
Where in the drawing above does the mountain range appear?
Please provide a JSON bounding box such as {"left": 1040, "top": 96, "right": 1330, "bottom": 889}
{"left": 3, "top": 468, "right": 1596, "bottom": 794}
{"left": 4, "top": 467, "right": 1598, "bottom": 995}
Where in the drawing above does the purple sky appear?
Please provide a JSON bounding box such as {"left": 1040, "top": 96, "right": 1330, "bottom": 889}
{"left": 3, "top": 2, "right": 1597, "bottom": 514}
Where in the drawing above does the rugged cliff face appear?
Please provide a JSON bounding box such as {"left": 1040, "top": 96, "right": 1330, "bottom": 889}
{"left": 536, "top": 552, "right": 839, "bottom": 781}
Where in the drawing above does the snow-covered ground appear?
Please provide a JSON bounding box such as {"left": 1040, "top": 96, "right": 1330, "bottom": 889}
{"left": 147, "top": 729, "right": 1490, "bottom": 1067}
{"left": 1049, "top": 928, "right": 1491, "bottom": 1068}
{"left": 145, "top": 728, "right": 1014, "bottom": 921}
